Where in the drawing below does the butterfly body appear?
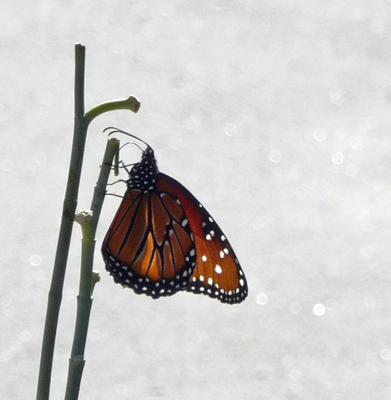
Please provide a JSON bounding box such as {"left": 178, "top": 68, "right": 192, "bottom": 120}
{"left": 102, "top": 142, "right": 248, "bottom": 304}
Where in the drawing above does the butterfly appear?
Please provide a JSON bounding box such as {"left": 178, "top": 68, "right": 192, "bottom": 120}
{"left": 101, "top": 128, "right": 248, "bottom": 304}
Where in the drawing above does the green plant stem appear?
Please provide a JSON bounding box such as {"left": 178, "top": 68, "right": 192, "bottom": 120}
{"left": 90, "top": 139, "right": 121, "bottom": 237}
{"left": 37, "top": 42, "right": 139, "bottom": 400}
{"left": 85, "top": 96, "right": 141, "bottom": 125}
{"left": 37, "top": 43, "right": 87, "bottom": 400}
{"left": 65, "top": 138, "right": 119, "bottom": 400}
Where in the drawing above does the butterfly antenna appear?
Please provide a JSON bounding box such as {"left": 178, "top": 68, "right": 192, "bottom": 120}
{"left": 104, "top": 127, "right": 151, "bottom": 149}
{"left": 120, "top": 141, "right": 144, "bottom": 153}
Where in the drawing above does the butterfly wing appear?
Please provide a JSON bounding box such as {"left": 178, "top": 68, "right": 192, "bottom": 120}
{"left": 102, "top": 140, "right": 247, "bottom": 305}
{"left": 102, "top": 188, "right": 197, "bottom": 298}
{"left": 157, "top": 173, "right": 248, "bottom": 304}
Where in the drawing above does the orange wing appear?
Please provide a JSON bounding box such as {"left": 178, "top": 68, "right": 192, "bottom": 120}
{"left": 157, "top": 174, "right": 248, "bottom": 304}
{"left": 102, "top": 189, "right": 197, "bottom": 298}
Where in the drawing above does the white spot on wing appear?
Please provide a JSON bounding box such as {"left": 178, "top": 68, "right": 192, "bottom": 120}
{"left": 215, "top": 265, "right": 223, "bottom": 274}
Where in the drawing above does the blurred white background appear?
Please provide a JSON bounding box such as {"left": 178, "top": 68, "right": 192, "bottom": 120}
{"left": 1, "top": 1, "right": 391, "bottom": 399}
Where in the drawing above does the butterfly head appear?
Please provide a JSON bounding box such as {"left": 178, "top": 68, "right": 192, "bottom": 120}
{"left": 128, "top": 145, "right": 159, "bottom": 193}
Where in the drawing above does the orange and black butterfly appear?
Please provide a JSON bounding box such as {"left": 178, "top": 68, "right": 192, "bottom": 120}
{"left": 102, "top": 128, "right": 247, "bottom": 304}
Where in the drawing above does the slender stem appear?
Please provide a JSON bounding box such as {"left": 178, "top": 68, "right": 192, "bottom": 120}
{"left": 74, "top": 43, "right": 85, "bottom": 117}
{"left": 90, "top": 139, "right": 120, "bottom": 237}
{"left": 37, "top": 43, "right": 87, "bottom": 400}
{"left": 37, "top": 42, "right": 140, "bottom": 400}
{"left": 64, "top": 139, "right": 119, "bottom": 400}
{"left": 85, "top": 96, "right": 140, "bottom": 125}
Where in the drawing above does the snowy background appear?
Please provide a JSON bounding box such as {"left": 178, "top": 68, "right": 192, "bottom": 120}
{"left": 1, "top": 1, "right": 391, "bottom": 399}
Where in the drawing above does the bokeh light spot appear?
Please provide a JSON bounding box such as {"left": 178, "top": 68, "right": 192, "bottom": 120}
{"left": 290, "top": 369, "right": 301, "bottom": 380}
{"left": 331, "top": 152, "right": 344, "bottom": 164}
{"left": 1, "top": 159, "right": 13, "bottom": 171}
{"left": 269, "top": 150, "right": 281, "bottom": 163}
{"left": 290, "top": 303, "right": 302, "bottom": 314}
{"left": 29, "top": 255, "right": 42, "bottom": 267}
{"left": 256, "top": 293, "right": 268, "bottom": 305}
{"left": 314, "top": 129, "right": 327, "bottom": 142}
{"left": 19, "top": 331, "right": 31, "bottom": 342}
{"left": 224, "top": 124, "right": 237, "bottom": 137}
{"left": 313, "top": 303, "right": 325, "bottom": 316}
{"left": 380, "top": 349, "right": 391, "bottom": 360}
